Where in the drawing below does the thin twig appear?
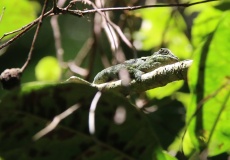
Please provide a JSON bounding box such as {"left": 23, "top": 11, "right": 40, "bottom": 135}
{"left": 0, "top": 0, "right": 217, "bottom": 50}
{"left": 0, "top": 7, "right": 6, "bottom": 23}
{"left": 79, "top": 0, "right": 137, "bottom": 60}
{"left": 51, "top": 16, "right": 65, "bottom": 68}
{"left": 57, "top": 0, "right": 67, "bottom": 7}
{"left": 68, "top": 62, "right": 89, "bottom": 76}
{"left": 74, "top": 38, "right": 94, "bottom": 66}
{"left": 51, "top": 0, "right": 68, "bottom": 75}
{"left": 89, "top": 91, "right": 102, "bottom": 134}
{"left": 0, "top": 9, "right": 53, "bottom": 50}
{"left": 21, "top": 0, "right": 49, "bottom": 72}
{"left": 33, "top": 104, "right": 81, "bottom": 140}
{"left": 65, "top": 0, "right": 217, "bottom": 59}
{"left": 65, "top": 0, "right": 217, "bottom": 15}
{"left": 0, "top": 24, "right": 32, "bottom": 41}
{"left": 96, "top": 0, "right": 119, "bottom": 55}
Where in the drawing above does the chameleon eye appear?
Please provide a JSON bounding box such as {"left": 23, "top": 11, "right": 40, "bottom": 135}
{"left": 159, "top": 48, "right": 169, "bottom": 55}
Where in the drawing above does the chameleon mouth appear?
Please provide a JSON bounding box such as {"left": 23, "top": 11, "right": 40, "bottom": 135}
{"left": 171, "top": 56, "right": 179, "bottom": 61}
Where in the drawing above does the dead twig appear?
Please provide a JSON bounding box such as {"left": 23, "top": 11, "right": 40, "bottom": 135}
{"left": 33, "top": 104, "right": 81, "bottom": 140}
{"left": 21, "top": 0, "right": 49, "bottom": 72}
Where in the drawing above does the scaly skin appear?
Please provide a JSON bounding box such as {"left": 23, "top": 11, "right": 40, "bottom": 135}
{"left": 93, "top": 48, "right": 179, "bottom": 84}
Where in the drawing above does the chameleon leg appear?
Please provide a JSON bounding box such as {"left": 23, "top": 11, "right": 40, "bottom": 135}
{"left": 93, "top": 70, "right": 111, "bottom": 84}
{"left": 126, "top": 67, "right": 145, "bottom": 82}
{"left": 93, "top": 67, "right": 120, "bottom": 84}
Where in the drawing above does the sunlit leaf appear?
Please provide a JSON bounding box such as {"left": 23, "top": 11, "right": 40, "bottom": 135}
{"left": 192, "top": 7, "right": 222, "bottom": 47}
{"left": 0, "top": 0, "right": 38, "bottom": 40}
{"left": 185, "top": 10, "right": 230, "bottom": 156}
{"left": 133, "top": 7, "right": 192, "bottom": 59}
{"left": 35, "top": 56, "right": 61, "bottom": 82}
{"left": 146, "top": 81, "right": 183, "bottom": 99}
{"left": 185, "top": 0, "right": 219, "bottom": 15}
{"left": 133, "top": 7, "right": 172, "bottom": 50}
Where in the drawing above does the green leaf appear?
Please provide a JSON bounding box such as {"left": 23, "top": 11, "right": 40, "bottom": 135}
{"left": 215, "top": 0, "right": 230, "bottom": 11}
{"left": 133, "top": 7, "right": 172, "bottom": 49}
{"left": 185, "top": 10, "right": 230, "bottom": 156}
{"left": 192, "top": 6, "right": 222, "bottom": 47}
{"left": 146, "top": 81, "right": 183, "bottom": 99}
{"left": 35, "top": 56, "right": 61, "bottom": 82}
{"left": 145, "top": 97, "right": 185, "bottom": 151}
{"left": 0, "top": 81, "right": 171, "bottom": 159}
{"left": 162, "top": 151, "right": 178, "bottom": 160}
{"left": 0, "top": 0, "right": 38, "bottom": 40}
{"left": 133, "top": 7, "right": 192, "bottom": 59}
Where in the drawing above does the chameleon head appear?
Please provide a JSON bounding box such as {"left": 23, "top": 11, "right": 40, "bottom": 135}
{"left": 155, "top": 48, "right": 179, "bottom": 61}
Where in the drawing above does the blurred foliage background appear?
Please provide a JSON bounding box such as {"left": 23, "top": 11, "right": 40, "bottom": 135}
{"left": 0, "top": 0, "right": 230, "bottom": 159}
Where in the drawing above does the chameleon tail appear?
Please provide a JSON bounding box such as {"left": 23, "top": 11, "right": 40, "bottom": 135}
{"left": 66, "top": 76, "right": 92, "bottom": 86}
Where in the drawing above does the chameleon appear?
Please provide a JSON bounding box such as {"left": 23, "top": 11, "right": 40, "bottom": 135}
{"left": 93, "top": 48, "right": 179, "bottom": 84}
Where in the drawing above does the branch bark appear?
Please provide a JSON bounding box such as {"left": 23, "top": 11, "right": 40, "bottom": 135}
{"left": 67, "top": 60, "right": 192, "bottom": 95}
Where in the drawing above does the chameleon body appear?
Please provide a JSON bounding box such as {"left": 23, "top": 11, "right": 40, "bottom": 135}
{"left": 93, "top": 48, "right": 179, "bottom": 84}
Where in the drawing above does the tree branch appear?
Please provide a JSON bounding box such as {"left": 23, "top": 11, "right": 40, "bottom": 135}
{"left": 21, "top": 0, "right": 48, "bottom": 72}
{"left": 0, "top": 0, "right": 217, "bottom": 50}
{"left": 64, "top": 0, "right": 217, "bottom": 15}
{"left": 67, "top": 60, "right": 192, "bottom": 95}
